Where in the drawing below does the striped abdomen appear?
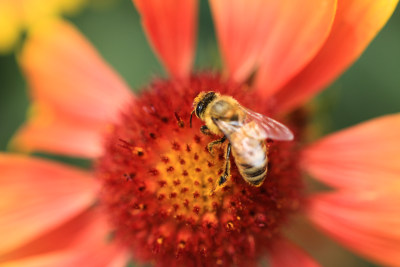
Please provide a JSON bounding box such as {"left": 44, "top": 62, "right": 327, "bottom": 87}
{"left": 229, "top": 130, "right": 268, "bottom": 187}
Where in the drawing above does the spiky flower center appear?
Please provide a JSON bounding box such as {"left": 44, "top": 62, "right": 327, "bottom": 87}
{"left": 155, "top": 138, "right": 226, "bottom": 221}
{"left": 97, "top": 73, "right": 304, "bottom": 266}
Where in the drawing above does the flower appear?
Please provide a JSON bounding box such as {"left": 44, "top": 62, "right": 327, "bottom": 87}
{"left": 1, "top": 0, "right": 399, "bottom": 266}
{"left": 0, "top": 0, "right": 86, "bottom": 53}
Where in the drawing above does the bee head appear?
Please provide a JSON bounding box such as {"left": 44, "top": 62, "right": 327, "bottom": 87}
{"left": 190, "top": 91, "right": 217, "bottom": 127}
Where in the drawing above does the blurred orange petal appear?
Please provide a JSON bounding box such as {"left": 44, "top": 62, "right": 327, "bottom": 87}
{"left": 20, "top": 20, "right": 132, "bottom": 124}
{"left": 308, "top": 191, "right": 400, "bottom": 266}
{"left": 302, "top": 114, "right": 400, "bottom": 190}
{"left": 133, "top": 0, "right": 197, "bottom": 79}
{"left": 15, "top": 20, "right": 133, "bottom": 157}
{"left": 273, "top": 0, "right": 399, "bottom": 113}
{"left": 0, "top": 209, "right": 128, "bottom": 267}
{"left": 269, "top": 239, "right": 320, "bottom": 267}
{"left": 210, "top": 0, "right": 336, "bottom": 85}
{"left": 0, "top": 154, "right": 98, "bottom": 255}
{"left": 253, "top": 0, "right": 336, "bottom": 97}
{"left": 11, "top": 103, "right": 105, "bottom": 157}
{"left": 210, "top": 0, "right": 275, "bottom": 82}
{"left": 0, "top": 253, "right": 73, "bottom": 267}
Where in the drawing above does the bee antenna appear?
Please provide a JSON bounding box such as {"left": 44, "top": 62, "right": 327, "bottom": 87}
{"left": 190, "top": 110, "right": 195, "bottom": 128}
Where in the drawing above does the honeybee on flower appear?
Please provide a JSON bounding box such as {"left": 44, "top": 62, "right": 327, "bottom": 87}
{"left": 1, "top": 0, "right": 399, "bottom": 267}
{"left": 190, "top": 91, "right": 293, "bottom": 191}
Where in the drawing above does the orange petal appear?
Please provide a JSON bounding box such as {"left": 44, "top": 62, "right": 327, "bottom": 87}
{"left": 11, "top": 103, "right": 106, "bottom": 158}
{"left": 269, "top": 239, "right": 320, "bottom": 267}
{"left": 210, "top": 0, "right": 336, "bottom": 85}
{"left": 1, "top": 209, "right": 128, "bottom": 267}
{"left": 308, "top": 191, "right": 400, "bottom": 266}
{"left": 132, "top": 0, "right": 197, "bottom": 79}
{"left": 16, "top": 20, "right": 133, "bottom": 158}
{"left": 253, "top": 0, "right": 336, "bottom": 97}
{"left": 302, "top": 114, "right": 400, "bottom": 190}
{"left": 209, "top": 0, "right": 276, "bottom": 82}
{"left": 0, "top": 253, "right": 73, "bottom": 267}
{"left": 272, "top": 0, "right": 399, "bottom": 113}
{"left": 0, "top": 154, "right": 98, "bottom": 255}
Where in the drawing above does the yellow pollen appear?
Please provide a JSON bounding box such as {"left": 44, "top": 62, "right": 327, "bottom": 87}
{"left": 155, "top": 139, "right": 228, "bottom": 222}
{"left": 226, "top": 221, "right": 235, "bottom": 231}
{"left": 132, "top": 146, "right": 144, "bottom": 156}
{"left": 178, "top": 241, "right": 186, "bottom": 249}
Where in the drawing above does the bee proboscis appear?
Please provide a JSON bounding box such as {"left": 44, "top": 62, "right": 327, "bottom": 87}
{"left": 190, "top": 91, "right": 293, "bottom": 192}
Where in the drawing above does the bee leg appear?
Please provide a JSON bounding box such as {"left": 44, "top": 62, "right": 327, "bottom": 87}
{"left": 200, "top": 125, "right": 211, "bottom": 135}
{"left": 211, "top": 143, "right": 231, "bottom": 194}
{"left": 220, "top": 142, "right": 231, "bottom": 182}
{"left": 207, "top": 136, "right": 227, "bottom": 155}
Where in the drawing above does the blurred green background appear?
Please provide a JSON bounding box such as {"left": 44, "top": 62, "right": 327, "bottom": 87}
{"left": 0, "top": 0, "right": 399, "bottom": 266}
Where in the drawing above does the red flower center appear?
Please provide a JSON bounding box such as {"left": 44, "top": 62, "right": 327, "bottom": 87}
{"left": 96, "top": 73, "right": 305, "bottom": 266}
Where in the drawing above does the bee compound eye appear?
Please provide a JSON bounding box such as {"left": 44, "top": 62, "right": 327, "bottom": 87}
{"left": 196, "top": 103, "right": 203, "bottom": 117}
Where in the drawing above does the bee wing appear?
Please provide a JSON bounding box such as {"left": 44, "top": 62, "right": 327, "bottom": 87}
{"left": 214, "top": 119, "right": 261, "bottom": 156}
{"left": 241, "top": 107, "right": 294, "bottom": 141}
{"left": 212, "top": 118, "right": 242, "bottom": 137}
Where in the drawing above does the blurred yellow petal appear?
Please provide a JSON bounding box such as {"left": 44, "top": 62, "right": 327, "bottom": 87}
{"left": 0, "top": 0, "right": 88, "bottom": 54}
{"left": 0, "top": 2, "right": 21, "bottom": 53}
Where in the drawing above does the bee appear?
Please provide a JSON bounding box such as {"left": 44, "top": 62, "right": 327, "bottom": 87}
{"left": 190, "top": 91, "right": 293, "bottom": 192}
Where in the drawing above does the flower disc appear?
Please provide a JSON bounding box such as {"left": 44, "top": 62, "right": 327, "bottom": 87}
{"left": 97, "top": 73, "right": 304, "bottom": 266}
